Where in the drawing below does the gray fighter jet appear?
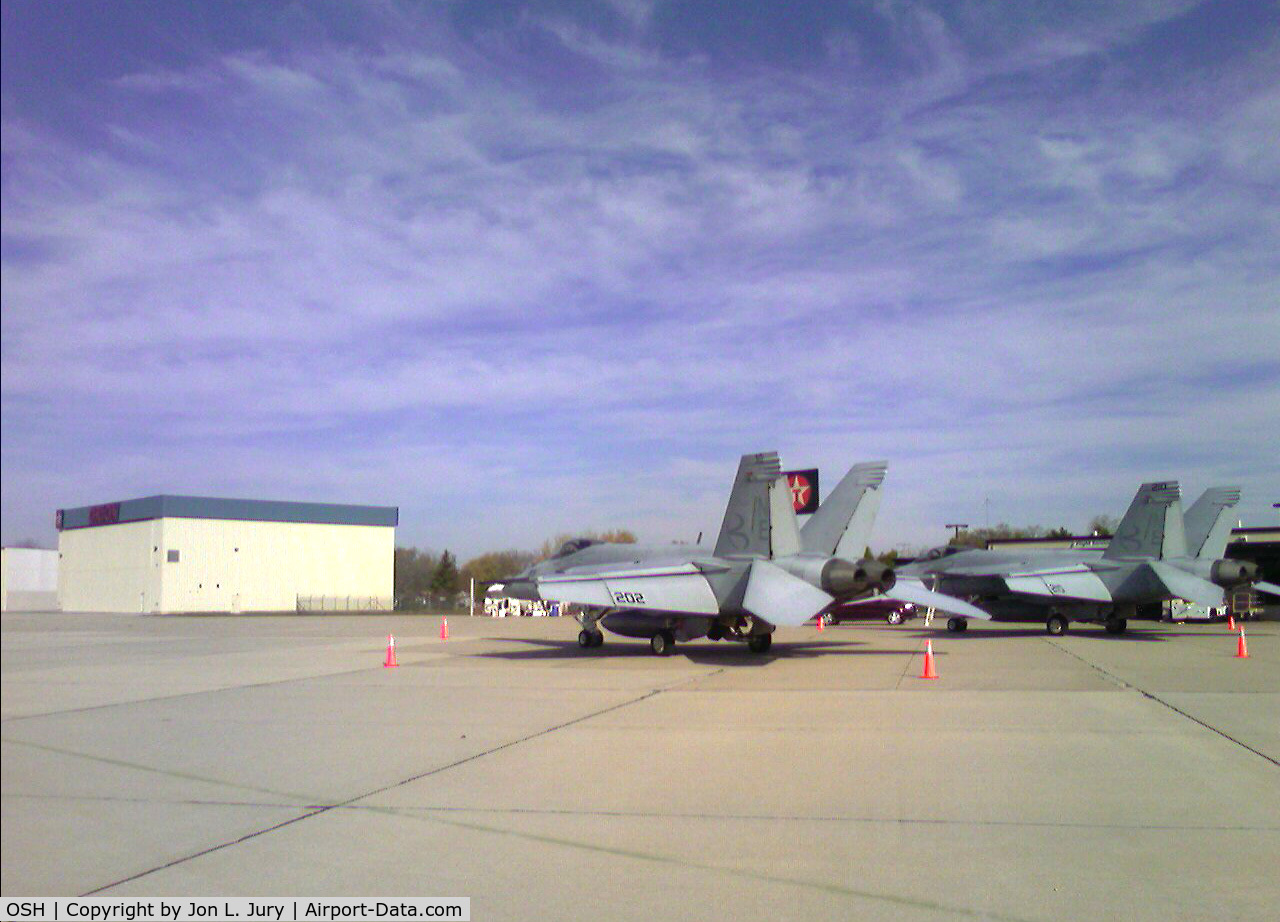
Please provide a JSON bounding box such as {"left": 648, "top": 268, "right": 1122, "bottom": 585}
{"left": 496, "top": 453, "right": 986, "bottom": 655}
{"left": 898, "top": 482, "right": 1278, "bottom": 636}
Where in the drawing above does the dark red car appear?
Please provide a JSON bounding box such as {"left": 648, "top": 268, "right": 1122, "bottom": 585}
{"left": 820, "top": 597, "right": 918, "bottom": 625}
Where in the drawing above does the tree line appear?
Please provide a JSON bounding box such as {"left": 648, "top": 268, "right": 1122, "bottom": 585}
{"left": 394, "top": 529, "right": 636, "bottom": 610}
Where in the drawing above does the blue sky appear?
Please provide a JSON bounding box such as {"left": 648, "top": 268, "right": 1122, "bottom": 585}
{"left": 3, "top": 0, "right": 1278, "bottom": 557}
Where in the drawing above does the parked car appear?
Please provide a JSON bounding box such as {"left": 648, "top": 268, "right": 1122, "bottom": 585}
{"left": 820, "top": 598, "right": 918, "bottom": 625}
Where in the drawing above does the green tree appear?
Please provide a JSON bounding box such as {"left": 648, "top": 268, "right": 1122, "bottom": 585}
{"left": 460, "top": 550, "right": 537, "bottom": 596}
{"left": 394, "top": 547, "right": 438, "bottom": 610}
{"left": 430, "top": 549, "right": 459, "bottom": 603}
{"left": 1087, "top": 515, "right": 1118, "bottom": 537}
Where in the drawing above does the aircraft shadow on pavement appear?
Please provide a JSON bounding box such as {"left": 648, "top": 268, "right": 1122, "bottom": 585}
{"left": 898, "top": 627, "right": 1181, "bottom": 642}
{"left": 465, "top": 637, "right": 920, "bottom": 663}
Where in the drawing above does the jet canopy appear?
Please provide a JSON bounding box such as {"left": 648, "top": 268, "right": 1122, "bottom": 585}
{"left": 553, "top": 538, "right": 600, "bottom": 559}
{"left": 919, "top": 545, "right": 964, "bottom": 562}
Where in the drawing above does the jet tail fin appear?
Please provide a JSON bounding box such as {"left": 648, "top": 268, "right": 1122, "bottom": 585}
{"left": 714, "top": 452, "right": 782, "bottom": 557}
{"left": 799, "top": 461, "right": 887, "bottom": 557}
{"left": 1183, "top": 487, "right": 1241, "bottom": 559}
{"left": 1103, "top": 481, "right": 1186, "bottom": 560}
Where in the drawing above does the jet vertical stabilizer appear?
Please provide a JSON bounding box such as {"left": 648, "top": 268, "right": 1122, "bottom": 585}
{"left": 767, "top": 476, "right": 802, "bottom": 558}
{"left": 714, "top": 452, "right": 783, "bottom": 557}
{"left": 1183, "top": 487, "right": 1241, "bottom": 559}
{"left": 1103, "top": 481, "right": 1186, "bottom": 560}
{"left": 799, "top": 461, "right": 887, "bottom": 558}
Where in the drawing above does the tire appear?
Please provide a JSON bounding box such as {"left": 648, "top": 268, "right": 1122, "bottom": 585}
{"left": 578, "top": 630, "right": 594, "bottom": 648}
{"left": 591, "top": 631, "right": 604, "bottom": 647}
{"left": 946, "top": 617, "right": 966, "bottom": 633}
{"left": 748, "top": 634, "right": 773, "bottom": 654}
{"left": 650, "top": 631, "right": 674, "bottom": 656}
{"left": 887, "top": 610, "right": 905, "bottom": 625}
{"left": 1046, "top": 615, "right": 1068, "bottom": 636}
{"left": 1105, "top": 618, "right": 1127, "bottom": 635}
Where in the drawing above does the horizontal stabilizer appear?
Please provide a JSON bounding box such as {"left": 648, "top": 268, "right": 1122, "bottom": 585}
{"left": 1003, "top": 568, "right": 1112, "bottom": 603}
{"left": 885, "top": 580, "right": 991, "bottom": 619}
{"left": 1148, "top": 560, "right": 1225, "bottom": 609}
{"left": 743, "top": 559, "right": 834, "bottom": 627}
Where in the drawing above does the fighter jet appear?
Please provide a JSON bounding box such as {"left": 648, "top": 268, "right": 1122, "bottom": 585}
{"left": 898, "top": 482, "right": 1278, "bottom": 636}
{"left": 496, "top": 452, "right": 986, "bottom": 655}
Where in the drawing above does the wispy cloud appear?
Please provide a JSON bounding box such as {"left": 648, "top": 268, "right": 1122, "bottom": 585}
{"left": 3, "top": 1, "right": 1278, "bottom": 554}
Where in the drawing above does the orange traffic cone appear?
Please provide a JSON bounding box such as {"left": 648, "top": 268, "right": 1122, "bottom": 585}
{"left": 920, "top": 639, "right": 939, "bottom": 680}
{"left": 816, "top": 614, "right": 825, "bottom": 633}
{"left": 383, "top": 634, "right": 398, "bottom": 668}
{"left": 440, "top": 616, "right": 449, "bottom": 642}
{"left": 1227, "top": 614, "right": 1235, "bottom": 632}
{"left": 1235, "top": 628, "right": 1249, "bottom": 659}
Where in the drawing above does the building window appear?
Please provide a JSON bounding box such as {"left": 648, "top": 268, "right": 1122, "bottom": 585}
{"left": 167, "top": 550, "right": 180, "bottom": 563}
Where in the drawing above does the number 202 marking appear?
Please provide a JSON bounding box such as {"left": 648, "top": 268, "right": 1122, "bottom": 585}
{"left": 613, "top": 591, "right": 646, "bottom": 605}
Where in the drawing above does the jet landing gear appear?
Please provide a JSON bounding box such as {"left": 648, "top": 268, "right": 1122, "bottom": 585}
{"left": 1104, "top": 616, "right": 1127, "bottom": 635}
{"left": 946, "top": 617, "right": 969, "bottom": 633}
{"left": 578, "top": 629, "right": 604, "bottom": 648}
{"left": 747, "top": 634, "right": 772, "bottom": 654}
{"left": 1046, "top": 615, "right": 1069, "bottom": 636}
{"left": 650, "top": 630, "right": 676, "bottom": 656}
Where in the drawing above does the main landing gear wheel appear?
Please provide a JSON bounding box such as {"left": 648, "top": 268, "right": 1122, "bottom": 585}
{"left": 946, "top": 617, "right": 968, "bottom": 633}
{"left": 1104, "top": 617, "right": 1127, "bottom": 635}
{"left": 887, "top": 610, "right": 905, "bottom": 625}
{"left": 650, "top": 630, "right": 675, "bottom": 656}
{"left": 1046, "top": 615, "right": 1069, "bottom": 636}
{"left": 747, "top": 634, "right": 773, "bottom": 654}
{"left": 578, "top": 630, "right": 603, "bottom": 648}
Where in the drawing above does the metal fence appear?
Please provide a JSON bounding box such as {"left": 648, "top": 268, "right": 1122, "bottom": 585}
{"left": 296, "top": 595, "right": 392, "bottom": 613}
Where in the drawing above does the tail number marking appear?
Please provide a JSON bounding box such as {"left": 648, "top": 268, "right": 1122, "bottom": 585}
{"left": 613, "top": 591, "right": 646, "bottom": 605}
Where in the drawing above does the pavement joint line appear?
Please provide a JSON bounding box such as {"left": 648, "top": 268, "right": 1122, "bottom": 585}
{"left": 371, "top": 805, "right": 1041, "bottom": 922}
{"left": 893, "top": 634, "right": 928, "bottom": 690}
{"left": 0, "top": 642, "right": 483, "bottom": 725}
{"left": 11, "top": 792, "right": 1278, "bottom": 834}
{"left": 1044, "top": 638, "right": 1280, "bottom": 770}
{"left": 77, "top": 666, "right": 726, "bottom": 896}
{"left": 8, "top": 792, "right": 1278, "bottom": 833}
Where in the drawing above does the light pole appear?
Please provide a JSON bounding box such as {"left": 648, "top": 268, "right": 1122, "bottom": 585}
{"left": 945, "top": 523, "right": 969, "bottom": 542}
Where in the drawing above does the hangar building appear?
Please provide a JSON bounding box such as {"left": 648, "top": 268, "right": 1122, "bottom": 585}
{"left": 56, "top": 495, "right": 398, "bottom": 614}
{"left": 1, "top": 547, "right": 60, "bottom": 612}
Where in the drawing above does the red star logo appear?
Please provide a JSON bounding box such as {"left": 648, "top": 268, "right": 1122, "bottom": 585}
{"left": 788, "top": 474, "right": 811, "bottom": 511}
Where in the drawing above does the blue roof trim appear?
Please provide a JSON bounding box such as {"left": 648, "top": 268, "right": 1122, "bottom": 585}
{"left": 57, "top": 495, "right": 399, "bottom": 530}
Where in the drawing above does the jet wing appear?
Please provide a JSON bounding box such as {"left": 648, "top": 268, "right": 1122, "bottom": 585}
{"left": 534, "top": 564, "right": 721, "bottom": 615}
{"left": 1002, "top": 566, "right": 1112, "bottom": 603}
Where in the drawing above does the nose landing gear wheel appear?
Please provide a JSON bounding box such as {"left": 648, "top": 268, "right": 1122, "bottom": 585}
{"left": 747, "top": 634, "right": 773, "bottom": 654}
{"left": 650, "top": 630, "right": 675, "bottom": 656}
{"left": 946, "top": 617, "right": 968, "bottom": 633}
{"left": 1046, "top": 615, "right": 1069, "bottom": 636}
{"left": 578, "top": 630, "right": 604, "bottom": 648}
{"left": 1104, "top": 617, "right": 1127, "bottom": 635}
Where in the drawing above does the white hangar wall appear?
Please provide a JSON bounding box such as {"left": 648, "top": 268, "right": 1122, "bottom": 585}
{"left": 1, "top": 547, "right": 61, "bottom": 612}
{"left": 56, "top": 496, "right": 397, "bottom": 614}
